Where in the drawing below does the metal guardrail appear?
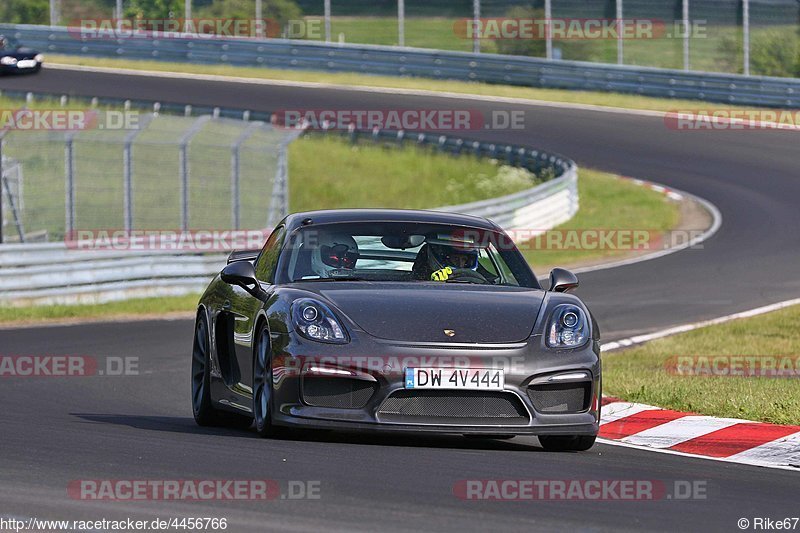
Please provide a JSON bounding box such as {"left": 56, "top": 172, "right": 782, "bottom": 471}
{"left": 0, "top": 166, "right": 577, "bottom": 305}
{"left": 0, "top": 120, "right": 578, "bottom": 306}
{"left": 3, "top": 23, "right": 800, "bottom": 108}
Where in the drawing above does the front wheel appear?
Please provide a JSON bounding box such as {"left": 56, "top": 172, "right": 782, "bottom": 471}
{"left": 192, "top": 313, "right": 251, "bottom": 429}
{"left": 253, "top": 324, "right": 285, "bottom": 438}
{"left": 538, "top": 435, "right": 596, "bottom": 452}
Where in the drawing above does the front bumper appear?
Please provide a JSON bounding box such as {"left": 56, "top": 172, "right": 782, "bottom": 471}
{"left": 268, "top": 332, "right": 601, "bottom": 436}
{"left": 1, "top": 60, "right": 41, "bottom": 73}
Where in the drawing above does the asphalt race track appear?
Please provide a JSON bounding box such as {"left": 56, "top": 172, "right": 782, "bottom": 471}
{"left": 1, "top": 68, "right": 799, "bottom": 531}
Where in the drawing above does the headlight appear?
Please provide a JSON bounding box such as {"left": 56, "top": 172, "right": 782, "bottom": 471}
{"left": 292, "top": 298, "right": 348, "bottom": 343}
{"left": 0, "top": 57, "right": 17, "bottom": 66}
{"left": 547, "top": 304, "right": 589, "bottom": 348}
{"left": 34, "top": 54, "right": 44, "bottom": 62}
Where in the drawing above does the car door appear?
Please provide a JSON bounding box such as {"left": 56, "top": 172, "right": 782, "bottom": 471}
{"left": 232, "top": 225, "right": 286, "bottom": 394}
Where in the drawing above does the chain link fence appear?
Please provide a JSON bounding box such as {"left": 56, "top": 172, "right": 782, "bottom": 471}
{"left": 28, "top": 0, "right": 800, "bottom": 76}
{"left": 0, "top": 111, "right": 300, "bottom": 243}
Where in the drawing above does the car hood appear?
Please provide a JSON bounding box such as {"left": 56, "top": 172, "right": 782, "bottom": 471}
{"left": 310, "top": 283, "right": 546, "bottom": 344}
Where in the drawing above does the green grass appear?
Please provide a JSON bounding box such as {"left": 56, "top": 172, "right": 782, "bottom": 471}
{"left": 306, "top": 16, "right": 481, "bottom": 52}
{"left": 0, "top": 294, "right": 200, "bottom": 324}
{"left": 288, "top": 134, "right": 538, "bottom": 211}
{"left": 522, "top": 168, "right": 679, "bottom": 271}
{"left": 604, "top": 304, "right": 800, "bottom": 425}
{"left": 48, "top": 54, "right": 775, "bottom": 114}
{"left": 303, "top": 17, "right": 797, "bottom": 74}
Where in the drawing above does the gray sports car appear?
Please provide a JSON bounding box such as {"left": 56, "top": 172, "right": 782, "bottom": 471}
{"left": 192, "top": 209, "right": 601, "bottom": 451}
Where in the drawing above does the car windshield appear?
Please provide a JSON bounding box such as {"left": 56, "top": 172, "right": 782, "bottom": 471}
{"left": 0, "top": 36, "right": 19, "bottom": 51}
{"left": 277, "top": 221, "right": 538, "bottom": 288}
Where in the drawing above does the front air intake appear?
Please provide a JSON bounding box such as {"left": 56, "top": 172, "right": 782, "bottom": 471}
{"left": 527, "top": 382, "right": 590, "bottom": 413}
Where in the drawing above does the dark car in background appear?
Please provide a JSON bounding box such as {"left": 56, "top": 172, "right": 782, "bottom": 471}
{"left": 191, "top": 209, "right": 602, "bottom": 451}
{"left": 0, "top": 35, "right": 43, "bottom": 74}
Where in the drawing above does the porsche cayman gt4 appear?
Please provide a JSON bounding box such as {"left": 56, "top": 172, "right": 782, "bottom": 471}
{"left": 191, "top": 209, "right": 601, "bottom": 451}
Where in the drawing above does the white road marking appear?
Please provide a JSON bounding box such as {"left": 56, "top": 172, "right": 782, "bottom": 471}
{"left": 602, "top": 297, "right": 800, "bottom": 352}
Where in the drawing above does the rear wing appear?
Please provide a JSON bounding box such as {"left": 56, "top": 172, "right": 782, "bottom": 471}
{"left": 226, "top": 249, "right": 260, "bottom": 264}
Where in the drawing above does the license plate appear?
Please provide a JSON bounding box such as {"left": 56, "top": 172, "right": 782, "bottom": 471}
{"left": 17, "top": 60, "right": 37, "bottom": 69}
{"left": 404, "top": 368, "right": 504, "bottom": 390}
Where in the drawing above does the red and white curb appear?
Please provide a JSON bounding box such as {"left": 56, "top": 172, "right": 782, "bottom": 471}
{"left": 618, "top": 176, "right": 685, "bottom": 201}
{"left": 598, "top": 397, "right": 800, "bottom": 471}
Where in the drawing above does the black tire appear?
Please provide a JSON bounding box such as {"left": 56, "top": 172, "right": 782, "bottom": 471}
{"left": 252, "top": 323, "right": 285, "bottom": 438}
{"left": 538, "top": 435, "right": 596, "bottom": 452}
{"left": 192, "top": 313, "right": 252, "bottom": 429}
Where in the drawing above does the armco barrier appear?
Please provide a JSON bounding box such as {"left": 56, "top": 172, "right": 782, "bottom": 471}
{"left": 2, "top": 24, "right": 800, "bottom": 108}
{"left": 0, "top": 148, "right": 577, "bottom": 307}
{"left": 0, "top": 165, "right": 577, "bottom": 306}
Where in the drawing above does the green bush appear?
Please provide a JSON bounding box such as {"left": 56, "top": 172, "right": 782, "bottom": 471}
{"left": 124, "top": 0, "right": 183, "bottom": 20}
{"left": 494, "top": 6, "right": 546, "bottom": 58}
{"left": 493, "top": 6, "right": 602, "bottom": 63}
{"left": 197, "top": 0, "right": 301, "bottom": 30}
{"left": 0, "top": 0, "right": 49, "bottom": 25}
{"left": 717, "top": 29, "right": 800, "bottom": 77}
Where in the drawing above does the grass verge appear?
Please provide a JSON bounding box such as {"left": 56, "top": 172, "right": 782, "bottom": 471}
{"left": 288, "top": 133, "right": 538, "bottom": 211}
{"left": 604, "top": 304, "right": 800, "bottom": 425}
{"left": 0, "top": 294, "right": 200, "bottom": 325}
{"left": 46, "top": 55, "right": 764, "bottom": 114}
{"left": 522, "top": 168, "right": 679, "bottom": 271}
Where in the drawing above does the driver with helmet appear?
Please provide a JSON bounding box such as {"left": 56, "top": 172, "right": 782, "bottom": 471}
{"left": 310, "top": 232, "right": 360, "bottom": 278}
{"left": 419, "top": 236, "right": 486, "bottom": 283}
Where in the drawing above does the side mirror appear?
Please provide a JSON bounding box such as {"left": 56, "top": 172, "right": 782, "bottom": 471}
{"left": 549, "top": 268, "right": 579, "bottom": 293}
{"left": 221, "top": 261, "right": 267, "bottom": 300}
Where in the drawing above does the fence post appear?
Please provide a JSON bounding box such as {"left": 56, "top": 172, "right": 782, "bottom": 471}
{"left": 178, "top": 115, "right": 211, "bottom": 232}
{"left": 682, "top": 0, "right": 690, "bottom": 71}
{"left": 255, "top": 0, "right": 263, "bottom": 38}
{"left": 398, "top": 0, "right": 405, "bottom": 47}
{"left": 616, "top": 0, "right": 624, "bottom": 65}
{"left": 742, "top": 0, "right": 750, "bottom": 76}
{"left": 122, "top": 113, "right": 152, "bottom": 232}
{"left": 65, "top": 133, "right": 76, "bottom": 239}
{"left": 184, "top": 0, "right": 192, "bottom": 33}
{"left": 472, "top": 0, "right": 480, "bottom": 54}
{"left": 544, "top": 0, "right": 552, "bottom": 60}
{"left": 324, "top": 0, "right": 331, "bottom": 43}
{"left": 49, "top": 0, "right": 59, "bottom": 26}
